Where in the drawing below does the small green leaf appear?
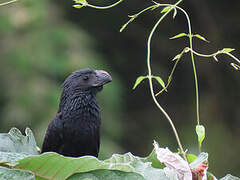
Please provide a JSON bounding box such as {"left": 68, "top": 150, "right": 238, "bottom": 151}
{"left": 152, "top": 76, "right": 165, "bottom": 89}
{"left": 120, "top": 23, "right": 128, "bottom": 32}
{"left": 187, "top": 154, "right": 197, "bottom": 163}
{"left": 73, "top": 0, "right": 88, "bottom": 7}
{"left": 161, "top": 6, "right": 171, "bottom": 13}
{"left": 73, "top": 4, "right": 84, "bottom": 8}
{"left": 190, "top": 152, "right": 208, "bottom": 169}
{"left": 151, "top": 5, "right": 160, "bottom": 11}
{"left": 144, "top": 149, "right": 165, "bottom": 169}
{"left": 193, "top": 34, "right": 209, "bottom": 43}
{"left": 133, "top": 76, "right": 147, "bottom": 89}
{"left": 221, "top": 48, "right": 235, "bottom": 53}
{"left": 128, "top": 14, "right": 137, "bottom": 18}
{"left": 171, "top": 54, "right": 182, "bottom": 61}
{"left": 196, "top": 125, "right": 205, "bottom": 148}
{"left": 120, "top": 17, "right": 135, "bottom": 32}
{"left": 170, "top": 33, "right": 188, "bottom": 40}
{"left": 173, "top": 8, "right": 177, "bottom": 19}
{"left": 73, "top": 0, "right": 87, "bottom": 3}
{"left": 230, "top": 63, "right": 240, "bottom": 71}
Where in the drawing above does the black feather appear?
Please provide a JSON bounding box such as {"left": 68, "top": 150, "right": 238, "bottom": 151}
{"left": 42, "top": 68, "right": 112, "bottom": 157}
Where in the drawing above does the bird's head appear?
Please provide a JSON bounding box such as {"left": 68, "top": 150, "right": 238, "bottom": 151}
{"left": 63, "top": 68, "right": 112, "bottom": 94}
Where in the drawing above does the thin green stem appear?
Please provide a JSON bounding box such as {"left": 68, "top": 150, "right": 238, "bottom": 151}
{"left": 188, "top": 48, "right": 217, "bottom": 58}
{"left": 86, "top": 0, "right": 123, "bottom": 9}
{"left": 130, "top": 3, "right": 176, "bottom": 18}
{"left": 0, "top": 0, "right": 17, "bottom": 6}
{"left": 226, "top": 52, "right": 240, "bottom": 64}
{"left": 189, "top": 48, "right": 240, "bottom": 66}
{"left": 120, "top": 3, "right": 173, "bottom": 32}
{"left": 146, "top": 0, "right": 187, "bottom": 161}
{"left": 132, "top": 5, "right": 156, "bottom": 17}
{"left": 120, "top": 5, "right": 157, "bottom": 32}
{"left": 176, "top": 6, "right": 201, "bottom": 153}
{"left": 155, "top": 58, "right": 181, "bottom": 96}
{"left": 176, "top": 6, "right": 200, "bottom": 126}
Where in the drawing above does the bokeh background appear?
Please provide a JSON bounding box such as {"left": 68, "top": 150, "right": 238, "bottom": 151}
{"left": 0, "top": 0, "right": 239, "bottom": 177}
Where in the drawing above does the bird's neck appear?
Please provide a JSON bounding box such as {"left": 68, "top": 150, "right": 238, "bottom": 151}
{"left": 60, "top": 92, "right": 100, "bottom": 125}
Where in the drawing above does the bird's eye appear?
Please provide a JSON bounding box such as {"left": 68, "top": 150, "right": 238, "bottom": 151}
{"left": 83, "top": 75, "right": 89, "bottom": 81}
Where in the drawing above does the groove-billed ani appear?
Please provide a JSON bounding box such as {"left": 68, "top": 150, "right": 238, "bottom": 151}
{"left": 42, "top": 68, "right": 112, "bottom": 157}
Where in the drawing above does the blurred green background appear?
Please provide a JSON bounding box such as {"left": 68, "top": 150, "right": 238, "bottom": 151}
{"left": 0, "top": 0, "right": 239, "bottom": 177}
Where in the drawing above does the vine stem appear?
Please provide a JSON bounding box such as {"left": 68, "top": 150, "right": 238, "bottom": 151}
{"left": 176, "top": 7, "right": 200, "bottom": 125}
{"left": 226, "top": 52, "right": 240, "bottom": 64}
{"left": 188, "top": 48, "right": 217, "bottom": 58}
{"left": 146, "top": 0, "right": 187, "bottom": 161}
{"left": 176, "top": 6, "right": 201, "bottom": 153}
{"left": 0, "top": 0, "right": 17, "bottom": 6}
{"left": 86, "top": 0, "right": 123, "bottom": 10}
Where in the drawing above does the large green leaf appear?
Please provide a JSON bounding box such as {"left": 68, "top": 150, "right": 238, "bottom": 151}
{"left": 1, "top": 128, "right": 239, "bottom": 180}
{"left": 0, "top": 152, "right": 29, "bottom": 165}
{"left": 220, "top": 174, "right": 240, "bottom": 180}
{"left": 133, "top": 161, "right": 167, "bottom": 180}
{"left": 0, "top": 128, "right": 167, "bottom": 180}
{"left": 0, "top": 128, "right": 39, "bottom": 155}
{"left": 0, "top": 151, "right": 168, "bottom": 180}
{"left": 105, "top": 153, "right": 167, "bottom": 180}
{"left": 0, "top": 166, "right": 35, "bottom": 180}
{"left": 68, "top": 170, "right": 145, "bottom": 180}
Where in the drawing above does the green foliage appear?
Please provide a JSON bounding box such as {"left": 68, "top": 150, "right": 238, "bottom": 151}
{"left": 72, "top": 0, "right": 87, "bottom": 8}
{"left": 119, "top": 0, "right": 240, "bottom": 158}
{"left": 186, "top": 154, "right": 197, "bottom": 164}
{"left": 170, "top": 33, "right": 188, "bottom": 40}
{"left": 189, "top": 152, "right": 208, "bottom": 169}
{"left": 1, "top": 128, "right": 238, "bottom": 179}
{"left": 73, "top": 0, "right": 123, "bottom": 10}
{"left": 161, "top": 7, "right": 171, "bottom": 13}
{"left": 1, "top": 0, "right": 240, "bottom": 178}
{"left": 220, "top": 174, "right": 240, "bottom": 180}
{"left": 193, "top": 34, "right": 209, "bottom": 43}
{"left": 0, "top": 128, "right": 169, "bottom": 180}
{"left": 0, "top": 127, "right": 39, "bottom": 155}
{"left": 133, "top": 76, "right": 147, "bottom": 89}
{"left": 133, "top": 76, "right": 165, "bottom": 90}
{"left": 0, "top": 0, "right": 124, "bottom": 159}
{"left": 230, "top": 63, "right": 240, "bottom": 70}
{"left": 152, "top": 76, "right": 166, "bottom": 90}
{"left": 0, "top": 167, "right": 35, "bottom": 180}
{"left": 72, "top": 0, "right": 239, "bottom": 177}
{"left": 196, "top": 125, "right": 205, "bottom": 150}
{"left": 68, "top": 170, "right": 145, "bottom": 180}
{"left": 220, "top": 48, "right": 235, "bottom": 53}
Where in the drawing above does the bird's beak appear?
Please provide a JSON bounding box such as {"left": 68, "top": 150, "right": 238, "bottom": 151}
{"left": 93, "top": 70, "right": 112, "bottom": 87}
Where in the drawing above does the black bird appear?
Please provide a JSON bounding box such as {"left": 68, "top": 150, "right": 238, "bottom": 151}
{"left": 42, "top": 68, "right": 112, "bottom": 157}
